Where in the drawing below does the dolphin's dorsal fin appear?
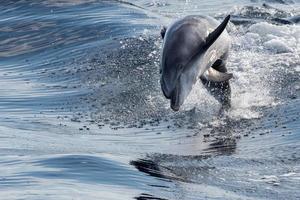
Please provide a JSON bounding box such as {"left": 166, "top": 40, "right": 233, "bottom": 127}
{"left": 202, "top": 67, "right": 233, "bottom": 82}
{"left": 203, "top": 15, "right": 230, "bottom": 50}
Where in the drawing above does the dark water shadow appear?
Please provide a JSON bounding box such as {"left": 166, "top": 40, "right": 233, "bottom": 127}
{"left": 16, "top": 155, "right": 158, "bottom": 190}
{"left": 131, "top": 119, "right": 238, "bottom": 199}
{"left": 135, "top": 193, "right": 168, "bottom": 200}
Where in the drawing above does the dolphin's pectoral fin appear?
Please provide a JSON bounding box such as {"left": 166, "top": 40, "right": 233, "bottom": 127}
{"left": 161, "top": 26, "right": 167, "bottom": 39}
{"left": 201, "top": 67, "right": 233, "bottom": 82}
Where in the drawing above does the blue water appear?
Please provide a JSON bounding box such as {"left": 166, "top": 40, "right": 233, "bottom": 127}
{"left": 0, "top": 0, "right": 300, "bottom": 199}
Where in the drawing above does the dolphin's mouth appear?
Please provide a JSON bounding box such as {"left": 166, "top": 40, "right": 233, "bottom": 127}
{"left": 161, "top": 74, "right": 185, "bottom": 111}
{"left": 161, "top": 77, "right": 172, "bottom": 99}
{"left": 170, "top": 83, "right": 181, "bottom": 111}
{"left": 161, "top": 84, "right": 171, "bottom": 99}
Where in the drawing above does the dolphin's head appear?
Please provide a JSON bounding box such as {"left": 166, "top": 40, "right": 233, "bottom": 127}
{"left": 161, "top": 56, "right": 200, "bottom": 111}
{"left": 169, "top": 66, "right": 199, "bottom": 111}
{"left": 160, "top": 24, "right": 204, "bottom": 111}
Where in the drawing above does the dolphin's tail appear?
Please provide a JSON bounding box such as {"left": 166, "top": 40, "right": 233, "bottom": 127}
{"left": 200, "top": 59, "right": 231, "bottom": 109}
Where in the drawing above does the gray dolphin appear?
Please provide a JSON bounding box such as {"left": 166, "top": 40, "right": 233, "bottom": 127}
{"left": 160, "top": 15, "right": 232, "bottom": 111}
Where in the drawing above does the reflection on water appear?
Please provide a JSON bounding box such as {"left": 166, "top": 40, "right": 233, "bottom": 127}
{"left": 19, "top": 155, "right": 154, "bottom": 188}
{"left": 131, "top": 121, "right": 238, "bottom": 199}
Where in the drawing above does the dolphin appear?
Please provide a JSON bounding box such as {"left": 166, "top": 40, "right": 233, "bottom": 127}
{"left": 160, "top": 15, "right": 232, "bottom": 111}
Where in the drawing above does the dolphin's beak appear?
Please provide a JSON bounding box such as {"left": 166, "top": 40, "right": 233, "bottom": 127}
{"left": 170, "top": 86, "right": 180, "bottom": 111}
{"left": 169, "top": 68, "right": 196, "bottom": 111}
{"left": 170, "top": 78, "right": 182, "bottom": 112}
{"left": 161, "top": 77, "right": 172, "bottom": 99}
{"left": 161, "top": 66, "right": 194, "bottom": 111}
{"left": 161, "top": 66, "right": 185, "bottom": 100}
{"left": 161, "top": 74, "right": 182, "bottom": 111}
{"left": 171, "top": 104, "right": 180, "bottom": 111}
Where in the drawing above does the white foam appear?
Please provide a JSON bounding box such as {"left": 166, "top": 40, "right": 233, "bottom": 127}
{"left": 247, "top": 22, "right": 300, "bottom": 54}
{"left": 182, "top": 81, "right": 218, "bottom": 110}
{"left": 264, "top": 39, "right": 293, "bottom": 53}
{"left": 249, "top": 22, "right": 290, "bottom": 38}
{"left": 224, "top": 22, "right": 300, "bottom": 119}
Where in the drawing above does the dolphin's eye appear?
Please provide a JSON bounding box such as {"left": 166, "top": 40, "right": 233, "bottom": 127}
{"left": 178, "top": 64, "right": 184, "bottom": 71}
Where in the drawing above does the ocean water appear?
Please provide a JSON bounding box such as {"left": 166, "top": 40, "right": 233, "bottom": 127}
{"left": 0, "top": 0, "right": 300, "bottom": 199}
